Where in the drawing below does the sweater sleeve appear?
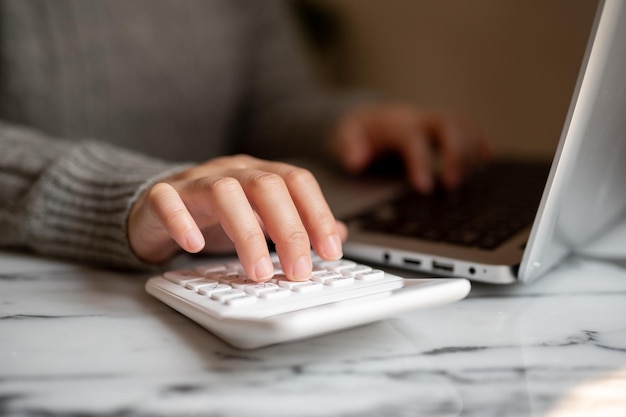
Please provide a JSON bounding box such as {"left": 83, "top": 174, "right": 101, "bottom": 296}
{"left": 237, "top": 0, "right": 373, "bottom": 160}
{"left": 0, "top": 121, "right": 189, "bottom": 269}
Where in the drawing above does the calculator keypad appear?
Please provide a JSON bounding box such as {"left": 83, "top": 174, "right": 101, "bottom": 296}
{"left": 162, "top": 257, "right": 386, "bottom": 309}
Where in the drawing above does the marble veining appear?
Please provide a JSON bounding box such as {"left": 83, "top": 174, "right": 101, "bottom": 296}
{"left": 1, "top": 250, "right": 626, "bottom": 417}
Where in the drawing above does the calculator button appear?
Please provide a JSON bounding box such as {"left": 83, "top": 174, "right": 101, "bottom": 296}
{"left": 311, "top": 271, "right": 342, "bottom": 283}
{"left": 290, "top": 281, "right": 324, "bottom": 293}
{"left": 230, "top": 277, "right": 259, "bottom": 289}
{"left": 225, "top": 295, "right": 257, "bottom": 307}
{"left": 277, "top": 280, "right": 301, "bottom": 289}
{"left": 243, "top": 283, "right": 281, "bottom": 296}
{"left": 324, "top": 276, "right": 355, "bottom": 287}
{"left": 197, "top": 283, "right": 232, "bottom": 295}
{"left": 258, "top": 288, "right": 292, "bottom": 300}
{"left": 211, "top": 289, "right": 247, "bottom": 302}
{"left": 277, "top": 280, "right": 302, "bottom": 289}
{"left": 163, "top": 269, "right": 206, "bottom": 285}
{"left": 311, "top": 269, "right": 334, "bottom": 277}
{"left": 315, "top": 260, "right": 357, "bottom": 272}
{"left": 218, "top": 273, "right": 248, "bottom": 284}
{"left": 195, "top": 263, "right": 227, "bottom": 275}
{"left": 185, "top": 279, "right": 219, "bottom": 291}
{"left": 356, "top": 269, "right": 385, "bottom": 281}
{"left": 341, "top": 265, "right": 372, "bottom": 277}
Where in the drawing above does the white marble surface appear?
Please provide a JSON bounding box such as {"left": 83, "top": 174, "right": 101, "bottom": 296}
{"left": 1, "top": 249, "right": 626, "bottom": 417}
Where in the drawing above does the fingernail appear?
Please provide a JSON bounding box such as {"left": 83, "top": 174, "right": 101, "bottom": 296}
{"left": 322, "top": 234, "right": 343, "bottom": 260}
{"left": 185, "top": 230, "right": 205, "bottom": 253}
{"left": 292, "top": 255, "right": 312, "bottom": 281}
{"left": 254, "top": 257, "right": 275, "bottom": 281}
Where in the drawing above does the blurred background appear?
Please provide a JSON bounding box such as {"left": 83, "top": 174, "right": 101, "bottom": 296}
{"left": 293, "top": 0, "right": 599, "bottom": 160}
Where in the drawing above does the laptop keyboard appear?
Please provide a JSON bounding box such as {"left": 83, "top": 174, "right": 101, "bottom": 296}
{"left": 346, "top": 162, "right": 549, "bottom": 250}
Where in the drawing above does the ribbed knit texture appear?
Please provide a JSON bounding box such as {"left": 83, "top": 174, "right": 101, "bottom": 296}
{"left": 0, "top": 122, "right": 188, "bottom": 268}
{"left": 0, "top": 0, "right": 360, "bottom": 268}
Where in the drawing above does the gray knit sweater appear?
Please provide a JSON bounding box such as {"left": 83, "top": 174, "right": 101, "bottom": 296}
{"left": 0, "top": 0, "right": 357, "bottom": 268}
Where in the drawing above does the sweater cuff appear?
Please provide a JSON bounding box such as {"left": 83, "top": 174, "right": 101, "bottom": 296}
{"left": 24, "top": 141, "right": 190, "bottom": 269}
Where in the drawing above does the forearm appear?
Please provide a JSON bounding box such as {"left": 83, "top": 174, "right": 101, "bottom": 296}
{"left": 0, "top": 121, "right": 188, "bottom": 269}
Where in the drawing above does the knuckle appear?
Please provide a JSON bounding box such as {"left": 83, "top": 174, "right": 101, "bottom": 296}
{"left": 146, "top": 182, "right": 170, "bottom": 201}
{"left": 313, "top": 213, "right": 336, "bottom": 231}
{"left": 237, "top": 228, "right": 264, "bottom": 248}
{"left": 146, "top": 183, "right": 177, "bottom": 211}
{"left": 166, "top": 206, "right": 191, "bottom": 223}
{"left": 283, "top": 167, "right": 315, "bottom": 188}
{"left": 145, "top": 184, "right": 187, "bottom": 221}
{"left": 284, "top": 228, "right": 310, "bottom": 246}
{"left": 205, "top": 176, "right": 241, "bottom": 195}
{"left": 248, "top": 171, "right": 284, "bottom": 190}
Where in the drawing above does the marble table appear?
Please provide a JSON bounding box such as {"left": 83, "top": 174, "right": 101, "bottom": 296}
{"left": 2, "top": 248, "right": 626, "bottom": 417}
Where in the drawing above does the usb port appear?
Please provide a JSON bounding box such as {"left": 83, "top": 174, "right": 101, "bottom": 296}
{"left": 432, "top": 260, "right": 454, "bottom": 273}
{"left": 402, "top": 258, "right": 422, "bottom": 267}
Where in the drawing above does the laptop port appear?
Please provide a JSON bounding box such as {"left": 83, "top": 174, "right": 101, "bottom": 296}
{"left": 402, "top": 257, "right": 422, "bottom": 267}
{"left": 432, "top": 260, "right": 454, "bottom": 273}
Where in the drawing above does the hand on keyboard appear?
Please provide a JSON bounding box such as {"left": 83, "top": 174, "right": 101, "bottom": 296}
{"left": 331, "top": 102, "right": 493, "bottom": 194}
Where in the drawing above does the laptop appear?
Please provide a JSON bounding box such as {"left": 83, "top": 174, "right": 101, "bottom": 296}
{"left": 315, "top": 0, "right": 626, "bottom": 284}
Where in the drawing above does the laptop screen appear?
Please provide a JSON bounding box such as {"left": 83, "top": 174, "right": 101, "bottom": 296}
{"left": 519, "top": 0, "right": 626, "bottom": 282}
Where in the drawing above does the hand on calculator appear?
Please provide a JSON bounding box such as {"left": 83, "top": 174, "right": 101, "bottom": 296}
{"left": 128, "top": 154, "right": 347, "bottom": 282}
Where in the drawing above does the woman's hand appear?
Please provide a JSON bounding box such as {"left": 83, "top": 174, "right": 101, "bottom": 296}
{"left": 128, "top": 155, "right": 347, "bottom": 282}
{"left": 332, "top": 102, "right": 493, "bottom": 193}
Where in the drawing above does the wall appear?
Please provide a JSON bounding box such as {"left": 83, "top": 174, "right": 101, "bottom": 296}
{"left": 314, "top": 0, "right": 599, "bottom": 160}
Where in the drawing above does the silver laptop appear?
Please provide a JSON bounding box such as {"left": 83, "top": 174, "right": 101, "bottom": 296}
{"left": 318, "top": 0, "right": 626, "bottom": 284}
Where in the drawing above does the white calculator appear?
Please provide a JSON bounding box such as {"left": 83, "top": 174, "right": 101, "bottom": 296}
{"left": 145, "top": 254, "right": 470, "bottom": 349}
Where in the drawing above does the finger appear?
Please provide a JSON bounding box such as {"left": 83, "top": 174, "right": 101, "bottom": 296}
{"left": 146, "top": 182, "right": 205, "bottom": 254}
{"left": 333, "top": 117, "right": 375, "bottom": 173}
{"left": 261, "top": 162, "right": 344, "bottom": 261}
{"left": 434, "top": 116, "right": 495, "bottom": 188}
{"left": 340, "top": 107, "right": 437, "bottom": 192}
{"left": 399, "top": 131, "right": 435, "bottom": 194}
{"left": 238, "top": 169, "right": 313, "bottom": 281}
{"left": 472, "top": 125, "right": 496, "bottom": 163}
{"left": 448, "top": 117, "right": 493, "bottom": 165}
{"left": 183, "top": 176, "right": 274, "bottom": 282}
{"left": 201, "top": 211, "right": 267, "bottom": 254}
{"left": 466, "top": 129, "right": 495, "bottom": 171}
{"left": 430, "top": 119, "right": 467, "bottom": 189}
